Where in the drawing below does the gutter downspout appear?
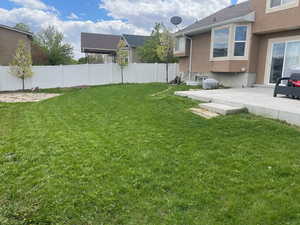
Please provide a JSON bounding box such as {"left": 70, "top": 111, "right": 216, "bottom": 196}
{"left": 185, "top": 35, "right": 193, "bottom": 81}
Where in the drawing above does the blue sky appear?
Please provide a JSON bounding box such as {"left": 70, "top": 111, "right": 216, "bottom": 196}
{"left": 0, "top": 0, "right": 114, "bottom": 21}
{"left": 0, "top": 0, "right": 242, "bottom": 57}
{"left": 41, "top": 0, "right": 114, "bottom": 21}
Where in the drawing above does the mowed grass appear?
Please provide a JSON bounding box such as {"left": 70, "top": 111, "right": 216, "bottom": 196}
{"left": 1, "top": 84, "right": 300, "bottom": 225}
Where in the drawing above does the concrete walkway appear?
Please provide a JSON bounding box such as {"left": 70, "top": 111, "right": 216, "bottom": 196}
{"left": 175, "top": 87, "right": 300, "bottom": 126}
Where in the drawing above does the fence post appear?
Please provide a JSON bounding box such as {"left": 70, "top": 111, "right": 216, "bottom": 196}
{"left": 60, "top": 65, "right": 64, "bottom": 87}
{"left": 111, "top": 63, "right": 114, "bottom": 84}
{"left": 155, "top": 63, "right": 158, "bottom": 82}
{"left": 87, "top": 63, "right": 91, "bottom": 85}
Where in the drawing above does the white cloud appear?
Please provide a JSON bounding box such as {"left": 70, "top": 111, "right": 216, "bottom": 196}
{"left": 99, "top": 0, "right": 247, "bottom": 30}
{"left": 0, "top": 7, "right": 147, "bottom": 58}
{"left": 1, "top": 0, "right": 248, "bottom": 58}
{"left": 67, "top": 12, "right": 79, "bottom": 20}
{"left": 9, "top": 0, "right": 56, "bottom": 11}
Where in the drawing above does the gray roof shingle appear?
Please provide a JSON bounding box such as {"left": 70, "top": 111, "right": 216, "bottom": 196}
{"left": 122, "top": 34, "right": 151, "bottom": 48}
{"left": 181, "top": 1, "right": 253, "bottom": 34}
{"left": 81, "top": 33, "right": 121, "bottom": 53}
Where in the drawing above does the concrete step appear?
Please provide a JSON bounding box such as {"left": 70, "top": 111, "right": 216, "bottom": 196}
{"left": 190, "top": 108, "right": 220, "bottom": 119}
{"left": 199, "top": 103, "right": 247, "bottom": 115}
{"left": 174, "top": 91, "right": 191, "bottom": 97}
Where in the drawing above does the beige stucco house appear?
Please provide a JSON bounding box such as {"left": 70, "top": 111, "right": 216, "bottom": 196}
{"left": 81, "top": 33, "right": 150, "bottom": 64}
{"left": 0, "top": 24, "right": 33, "bottom": 66}
{"left": 175, "top": 0, "right": 300, "bottom": 87}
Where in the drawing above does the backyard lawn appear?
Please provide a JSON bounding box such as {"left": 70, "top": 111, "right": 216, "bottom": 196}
{"left": 1, "top": 83, "right": 300, "bottom": 225}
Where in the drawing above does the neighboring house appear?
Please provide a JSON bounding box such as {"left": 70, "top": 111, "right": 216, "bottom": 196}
{"left": 0, "top": 24, "right": 33, "bottom": 66}
{"left": 174, "top": 0, "right": 300, "bottom": 87}
{"left": 81, "top": 33, "right": 121, "bottom": 63}
{"left": 81, "top": 32, "right": 150, "bottom": 63}
{"left": 121, "top": 34, "right": 151, "bottom": 63}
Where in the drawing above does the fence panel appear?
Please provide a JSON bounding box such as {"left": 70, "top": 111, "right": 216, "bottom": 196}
{"left": 156, "top": 64, "right": 167, "bottom": 83}
{"left": 0, "top": 67, "right": 22, "bottom": 91}
{"left": 0, "top": 63, "right": 179, "bottom": 92}
{"left": 62, "top": 65, "right": 89, "bottom": 87}
{"left": 32, "top": 66, "right": 63, "bottom": 89}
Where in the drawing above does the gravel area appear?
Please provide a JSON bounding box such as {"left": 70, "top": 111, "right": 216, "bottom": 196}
{"left": 0, "top": 93, "right": 61, "bottom": 103}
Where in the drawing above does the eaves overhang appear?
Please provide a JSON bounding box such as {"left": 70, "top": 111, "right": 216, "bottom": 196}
{"left": 175, "top": 12, "right": 255, "bottom": 37}
{"left": 0, "top": 24, "right": 33, "bottom": 38}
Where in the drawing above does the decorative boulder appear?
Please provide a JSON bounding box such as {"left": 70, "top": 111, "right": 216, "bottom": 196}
{"left": 203, "top": 79, "right": 219, "bottom": 90}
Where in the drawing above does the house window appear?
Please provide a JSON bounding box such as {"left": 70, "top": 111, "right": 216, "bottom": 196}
{"left": 270, "top": 0, "right": 296, "bottom": 7}
{"left": 234, "top": 26, "right": 248, "bottom": 57}
{"left": 211, "top": 24, "right": 250, "bottom": 60}
{"left": 175, "top": 37, "right": 186, "bottom": 53}
{"left": 268, "top": 39, "right": 300, "bottom": 83}
{"left": 213, "top": 27, "right": 229, "bottom": 58}
{"left": 269, "top": 42, "right": 286, "bottom": 83}
{"left": 267, "top": 0, "right": 299, "bottom": 13}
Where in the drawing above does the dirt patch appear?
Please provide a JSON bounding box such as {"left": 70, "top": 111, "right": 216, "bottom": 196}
{"left": 0, "top": 93, "right": 61, "bottom": 103}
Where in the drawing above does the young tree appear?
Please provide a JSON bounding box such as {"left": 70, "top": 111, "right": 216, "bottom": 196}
{"left": 9, "top": 40, "right": 33, "bottom": 90}
{"left": 34, "top": 26, "right": 74, "bottom": 65}
{"left": 137, "top": 23, "right": 163, "bottom": 63}
{"left": 137, "top": 23, "right": 178, "bottom": 67}
{"left": 116, "top": 40, "right": 128, "bottom": 84}
{"left": 156, "top": 26, "right": 175, "bottom": 83}
{"left": 137, "top": 38, "right": 162, "bottom": 63}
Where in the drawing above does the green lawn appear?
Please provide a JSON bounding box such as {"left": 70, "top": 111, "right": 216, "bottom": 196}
{"left": 1, "top": 84, "right": 300, "bottom": 225}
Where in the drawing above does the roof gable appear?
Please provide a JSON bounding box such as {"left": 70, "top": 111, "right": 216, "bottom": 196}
{"left": 180, "top": 1, "right": 253, "bottom": 35}
{"left": 81, "top": 33, "right": 121, "bottom": 52}
{"left": 122, "top": 34, "right": 151, "bottom": 48}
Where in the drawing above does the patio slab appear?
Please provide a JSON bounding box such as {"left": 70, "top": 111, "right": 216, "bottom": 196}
{"left": 175, "top": 87, "right": 300, "bottom": 126}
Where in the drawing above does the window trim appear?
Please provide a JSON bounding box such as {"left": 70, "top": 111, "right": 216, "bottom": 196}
{"left": 264, "top": 35, "right": 300, "bottom": 85}
{"left": 233, "top": 25, "right": 248, "bottom": 57}
{"left": 211, "top": 25, "right": 231, "bottom": 60}
{"left": 210, "top": 23, "right": 251, "bottom": 61}
{"left": 174, "top": 36, "right": 186, "bottom": 54}
{"left": 266, "top": 0, "right": 299, "bottom": 14}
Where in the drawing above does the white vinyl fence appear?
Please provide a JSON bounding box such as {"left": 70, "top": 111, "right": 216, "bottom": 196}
{"left": 0, "top": 63, "right": 179, "bottom": 92}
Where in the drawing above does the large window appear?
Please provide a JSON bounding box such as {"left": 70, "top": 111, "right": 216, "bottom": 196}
{"left": 269, "top": 40, "right": 300, "bottom": 83}
{"left": 175, "top": 37, "right": 186, "bottom": 53}
{"left": 234, "top": 26, "right": 247, "bottom": 57}
{"left": 269, "top": 42, "right": 286, "bottom": 83}
{"left": 267, "top": 0, "right": 299, "bottom": 13}
{"left": 213, "top": 27, "right": 229, "bottom": 58}
{"left": 270, "top": 0, "right": 296, "bottom": 8}
{"left": 211, "top": 24, "right": 249, "bottom": 60}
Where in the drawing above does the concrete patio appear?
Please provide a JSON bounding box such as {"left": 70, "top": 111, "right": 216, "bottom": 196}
{"left": 175, "top": 87, "right": 300, "bottom": 126}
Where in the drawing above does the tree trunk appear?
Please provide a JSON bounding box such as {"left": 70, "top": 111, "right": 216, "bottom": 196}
{"left": 121, "top": 68, "right": 124, "bottom": 84}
